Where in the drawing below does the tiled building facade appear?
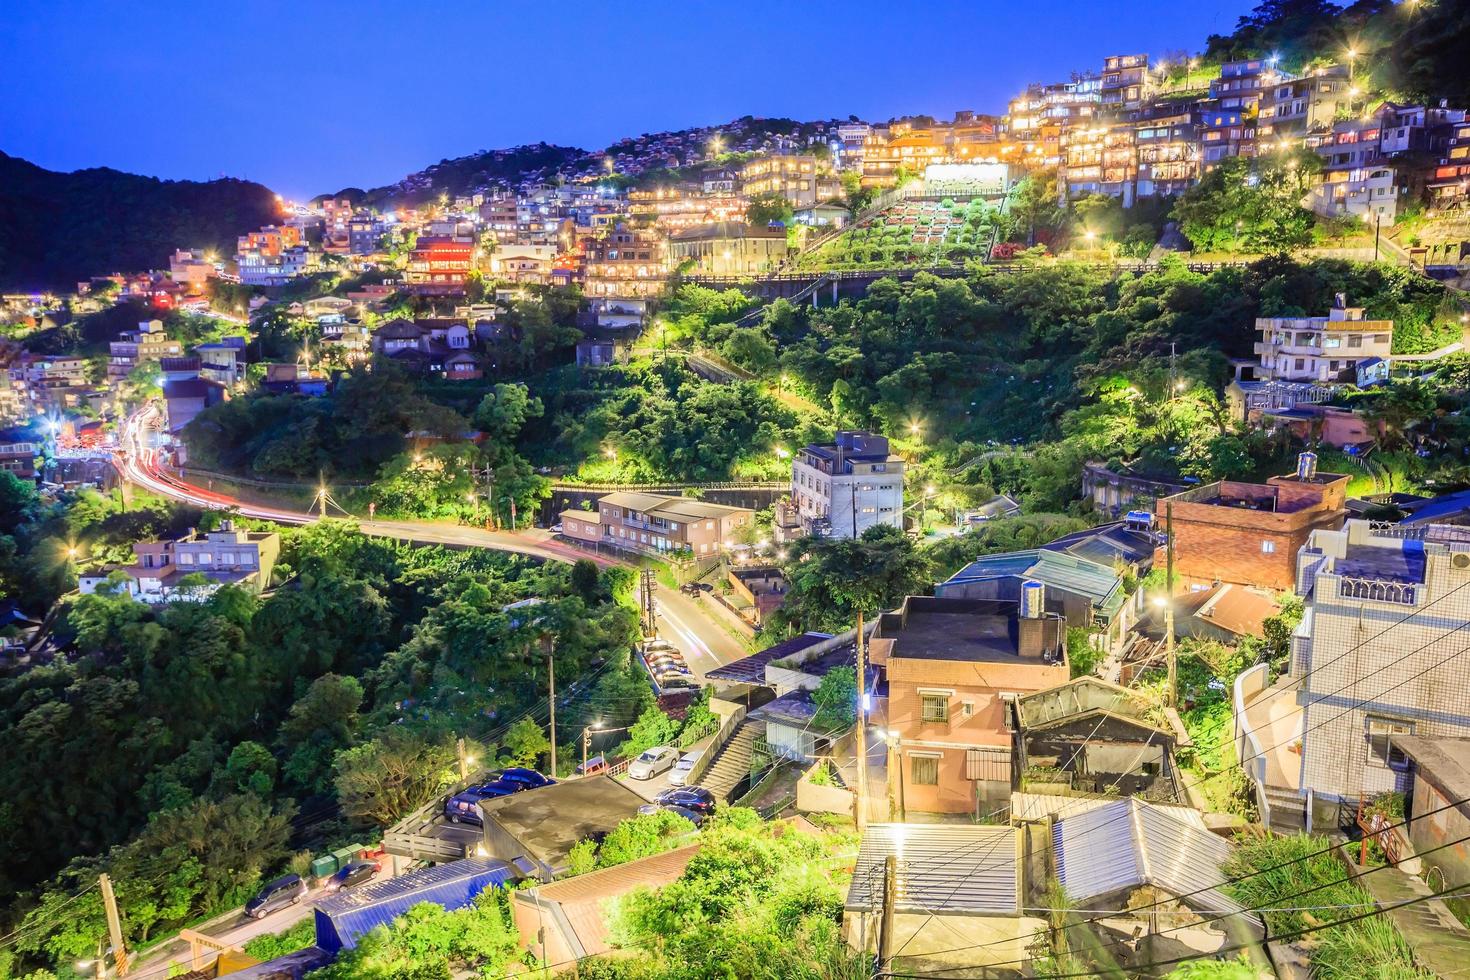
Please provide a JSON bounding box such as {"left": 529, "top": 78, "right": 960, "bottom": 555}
{"left": 1292, "top": 521, "right": 1470, "bottom": 809}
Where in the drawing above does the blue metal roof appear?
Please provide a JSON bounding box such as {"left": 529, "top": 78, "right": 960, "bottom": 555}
{"left": 939, "top": 549, "right": 1126, "bottom": 617}
{"left": 314, "top": 858, "right": 519, "bottom": 954}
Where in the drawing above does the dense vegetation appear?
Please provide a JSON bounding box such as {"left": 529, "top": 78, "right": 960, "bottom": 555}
{"left": 0, "top": 490, "right": 650, "bottom": 974}
{"left": 0, "top": 151, "right": 280, "bottom": 291}
{"left": 666, "top": 257, "right": 1461, "bottom": 513}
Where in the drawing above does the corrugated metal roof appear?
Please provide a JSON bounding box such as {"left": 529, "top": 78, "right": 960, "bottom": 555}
{"left": 314, "top": 858, "right": 519, "bottom": 953}
{"left": 704, "top": 632, "right": 832, "bottom": 684}
{"left": 941, "top": 549, "right": 1125, "bottom": 616}
{"left": 845, "top": 824, "right": 1018, "bottom": 915}
{"left": 1053, "top": 800, "right": 1256, "bottom": 921}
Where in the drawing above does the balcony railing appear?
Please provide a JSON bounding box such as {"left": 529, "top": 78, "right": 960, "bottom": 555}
{"left": 1338, "top": 577, "right": 1417, "bottom": 605}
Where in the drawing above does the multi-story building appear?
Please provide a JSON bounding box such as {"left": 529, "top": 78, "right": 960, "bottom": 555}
{"left": 860, "top": 125, "right": 949, "bottom": 187}
{"left": 1254, "top": 296, "right": 1394, "bottom": 382}
{"left": 1134, "top": 110, "right": 1200, "bottom": 197}
{"left": 1199, "top": 107, "right": 1255, "bottom": 167}
{"left": 558, "top": 491, "right": 753, "bottom": 557}
{"left": 582, "top": 223, "right": 668, "bottom": 300}
{"left": 870, "top": 594, "right": 1069, "bottom": 814}
{"left": 237, "top": 245, "right": 318, "bottom": 287}
{"left": 1100, "top": 54, "right": 1150, "bottom": 109}
{"left": 741, "top": 154, "right": 819, "bottom": 209}
{"left": 0, "top": 432, "right": 40, "bottom": 479}
{"left": 80, "top": 520, "right": 281, "bottom": 602}
{"left": 1209, "top": 59, "right": 1269, "bottom": 115}
{"left": 1156, "top": 453, "right": 1349, "bottom": 592}
{"left": 1256, "top": 65, "right": 1352, "bottom": 144}
{"left": 668, "top": 222, "right": 788, "bottom": 276}
{"left": 195, "top": 337, "right": 247, "bottom": 386}
{"left": 348, "top": 213, "right": 385, "bottom": 255}
{"left": 108, "top": 319, "right": 182, "bottom": 382}
{"left": 405, "top": 235, "right": 476, "bottom": 295}
{"left": 1286, "top": 520, "right": 1470, "bottom": 813}
{"left": 1428, "top": 119, "right": 1470, "bottom": 209}
{"left": 791, "top": 431, "right": 905, "bottom": 539}
{"left": 168, "top": 249, "right": 217, "bottom": 292}
{"left": 1310, "top": 118, "right": 1401, "bottom": 224}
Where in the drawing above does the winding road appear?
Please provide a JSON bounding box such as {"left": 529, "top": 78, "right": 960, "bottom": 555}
{"left": 117, "top": 407, "right": 751, "bottom": 670}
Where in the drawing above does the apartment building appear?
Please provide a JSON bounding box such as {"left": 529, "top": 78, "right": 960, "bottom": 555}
{"left": 1310, "top": 119, "right": 1402, "bottom": 224}
{"left": 558, "top": 491, "right": 753, "bottom": 557}
{"left": 1289, "top": 521, "right": 1470, "bottom": 810}
{"left": 1208, "top": 59, "right": 1269, "bottom": 114}
{"left": 741, "top": 154, "right": 819, "bottom": 209}
{"left": 1134, "top": 110, "right": 1199, "bottom": 197}
{"left": 870, "top": 594, "right": 1069, "bottom": 814}
{"left": 108, "top": 319, "right": 182, "bottom": 382}
{"left": 1200, "top": 107, "right": 1255, "bottom": 167}
{"left": 80, "top": 521, "right": 281, "bottom": 603}
{"left": 668, "top": 222, "right": 788, "bottom": 276}
{"left": 1254, "top": 295, "right": 1394, "bottom": 382}
{"left": 237, "top": 244, "right": 318, "bottom": 287}
{"left": 1100, "top": 54, "right": 1150, "bottom": 109}
{"left": 168, "top": 249, "right": 217, "bottom": 291}
{"left": 1256, "top": 65, "right": 1352, "bottom": 143}
{"left": 405, "top": 236, "right": 477, "bottom": 295}
{"left": 582, "top": 223, "right": 668, "bottom": 300}
{"left": 348, "top": 214, "right": 385, "bottom": 255}
{"left": 860, "top": 125, "right": 949, "bottom": 187}
{"left": 1157, "top": 453, "right": 1349, "bottom": 592}
{"left": 791, "top": 431, "right": 905, "bottom": 539}
{"left": 1428, "top": 119, "right": 1470, "bottom": 209}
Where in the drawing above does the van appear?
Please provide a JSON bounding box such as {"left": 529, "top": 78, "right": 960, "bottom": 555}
{"left": 245, "top": 874, "right": 308, "bottom": 919}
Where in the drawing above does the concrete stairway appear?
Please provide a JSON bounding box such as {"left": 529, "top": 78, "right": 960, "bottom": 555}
{"left": 697, "top": 720, "right": 764, "bottom": 801}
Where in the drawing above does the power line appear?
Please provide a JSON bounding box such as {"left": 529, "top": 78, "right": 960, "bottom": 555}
{"left": 885, "top": 588, "right": 1470, "bottom": 961}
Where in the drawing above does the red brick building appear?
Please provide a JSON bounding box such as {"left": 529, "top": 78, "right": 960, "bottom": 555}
{"left": 1156, "top": 455, "right": 1349, "bottom": 592}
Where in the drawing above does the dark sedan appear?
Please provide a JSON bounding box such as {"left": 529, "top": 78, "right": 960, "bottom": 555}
{"left": 324, "top": 860, "right": 381, "bottom": 892}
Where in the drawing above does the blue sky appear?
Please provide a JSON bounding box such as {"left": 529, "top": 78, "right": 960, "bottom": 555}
{"left": 1, "top": 0, "right": 1252, "bottom": 198}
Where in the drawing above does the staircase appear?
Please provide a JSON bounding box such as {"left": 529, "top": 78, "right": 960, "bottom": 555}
{"left": 697, "top": 719, "right": 765, "bottom": 801}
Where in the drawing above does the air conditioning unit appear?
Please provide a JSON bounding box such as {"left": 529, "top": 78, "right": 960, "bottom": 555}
{"left": 1452, "top": 553, "right": 1470, "bottom": 571}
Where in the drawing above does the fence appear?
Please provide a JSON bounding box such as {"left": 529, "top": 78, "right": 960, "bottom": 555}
{"left": 685, "top": 706, "right": 746, "bottom": 787}
{"left": 1232, "top": 662, "right": 1273, "bottom": 829}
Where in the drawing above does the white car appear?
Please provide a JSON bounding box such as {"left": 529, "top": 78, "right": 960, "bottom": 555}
{"left": 628, "top": 746, "right": 678, "bottom": 781}
{"left": 668, "top": 750, "right": 704, "bottom": 787}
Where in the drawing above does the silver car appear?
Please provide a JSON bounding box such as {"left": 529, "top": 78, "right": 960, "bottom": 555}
{"left": 627, "top": 746, "right": 678, "bottom": 780}
{"left": 668, "top": 749, "right": 704, "bottom": 787}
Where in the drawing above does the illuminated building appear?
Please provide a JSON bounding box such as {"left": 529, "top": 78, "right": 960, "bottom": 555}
{"left": 668, "top": 222, "right": 788, "bottom": 276}
{"left": 741, "top": 153, "right": 820, "bottom": 208}
{"left": 582, "top": 223, "right": 668, "bottom": 299}
{"left": 405, "top": 236, "right": 477, "bottom": 295}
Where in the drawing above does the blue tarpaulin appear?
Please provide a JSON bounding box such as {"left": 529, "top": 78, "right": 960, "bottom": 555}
{"left": 314, "top": 858, "right": 519, "bottom": 954}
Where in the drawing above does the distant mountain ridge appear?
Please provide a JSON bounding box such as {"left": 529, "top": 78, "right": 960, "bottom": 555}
{"left": 0, "top": 151, "right": 281, "bottom": 292}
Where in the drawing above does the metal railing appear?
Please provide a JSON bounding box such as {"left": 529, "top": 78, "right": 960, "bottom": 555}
{"left": 1338, "top": 576, "right": 1417, "bottom": 605}
{"left": 687, "top": 708, "right": 746, "bottom": 787}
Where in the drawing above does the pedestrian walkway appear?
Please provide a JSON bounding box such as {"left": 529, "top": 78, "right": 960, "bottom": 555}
{"left": 1356, "top": 858, "right": 1470, "bottom": 979}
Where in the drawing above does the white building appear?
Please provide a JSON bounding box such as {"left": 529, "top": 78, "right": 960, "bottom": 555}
{"left": 791, "top": 431, "right": 906, "bottom": 539}
{"left": 1292, "top": 521, "right": 1470, "bottom": 809}
{"left": 1253, "top": 294, "right": 1393, "bottom": 383}
{"left": 237, "top": 245, "right": 319, "bottom": 287}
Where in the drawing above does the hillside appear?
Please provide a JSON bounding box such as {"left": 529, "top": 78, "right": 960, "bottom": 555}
{"left": 0, "top": 151, "right": 281, "bottom": 291}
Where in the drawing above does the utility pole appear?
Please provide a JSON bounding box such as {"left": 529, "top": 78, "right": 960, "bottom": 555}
{"left": 878, "top": 855, "right": 897, "bottom": 971}
{"left": 855, "top": 610, "right": 870, "bottom": 831}
{"left": 545, "top": 635, "right": 557, "bottom": 777}
{"left": 1168, "top": 342, "right": 1177, "bottom": 401}
{"left": 457, "top": 737, "right": 469, "bottom": 782}
{"left": 99, "top": 873, "right": 129, "bottom": 976}
{"left": 1165, "top": 501, "right": 1177, "bottom": 708}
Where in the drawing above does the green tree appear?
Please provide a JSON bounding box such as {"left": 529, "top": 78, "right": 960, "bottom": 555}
{"left": 335, "top": 728, "right": 457, "bottom": 827}
{"left": 775, "top": 525, "right": 933, "bottom": 633}
{"left": 811, "top": 666, "right": 857, "bottom": 728}
{"left": 219, "top": 741, "right": 277, "bottom": 797}
{"left": 499, "top": 717, "right": 551, "bottom": 769}
{"left": 746, "top": 192, "right": 794, "bottom": 227}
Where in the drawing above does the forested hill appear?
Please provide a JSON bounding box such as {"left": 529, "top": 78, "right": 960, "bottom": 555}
{"left": 0, "top": 151, "right": 281, "bottom": 291}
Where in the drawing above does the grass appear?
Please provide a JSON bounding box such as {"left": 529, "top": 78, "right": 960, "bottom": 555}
{"left": 1222, "top": 834, "right": 1432, "bottom": 979}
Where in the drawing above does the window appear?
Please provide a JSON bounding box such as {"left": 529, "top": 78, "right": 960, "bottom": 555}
{"left": 920, "top": 693, "right": 950, "bottom": 723}
{"left": 1347, "top": 335, "right": 1363, "bottom": 348}
{"left": 1367, "top": 716, "right": 1414, "bottom": 770}
{"left": 910, "top": 754, "right": 940, "bottom": 786}
{"left": 1262, "top": 540, "right": 1276, "bottom": 554}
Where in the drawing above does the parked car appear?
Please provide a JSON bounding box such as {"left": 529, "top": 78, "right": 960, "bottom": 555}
{"left": 444, "top": 780, "right": 520, "bottom": 824}
{"left": 628, "top": 746, "right": 679, "bottom": 780}
{"left": 668, "top": 750, "right": 704, "bottom": 787}
{"left": 324, "top": 860, "right": 381, "bottom": 893}
{"left": 245, "top": 875, "right": 308, "bottom": 919}
{"left": 655, "top": 786, "right": 717, "bottom": 814}
{"left": 637, "top": 802, "right": 706, "bottom": 827}
{"left": 575, "top": 754, "right": 611, "bottom": 776}
{"left": 659, "top": 676, "right": 699, "bottom": 692}
{"left": 499, "top": 767, "right": 555, "bottom": 790}
{"left": 645, "top": 653, "right": 686, "bottom": 669}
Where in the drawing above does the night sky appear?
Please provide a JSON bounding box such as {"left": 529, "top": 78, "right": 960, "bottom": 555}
{"left": 2, "top": 0, "right": 1253, "bottom": 199}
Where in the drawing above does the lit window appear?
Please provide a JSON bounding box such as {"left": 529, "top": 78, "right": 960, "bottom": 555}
{"left": 1262, "top": 541, "right": 1276, "bottom": 554}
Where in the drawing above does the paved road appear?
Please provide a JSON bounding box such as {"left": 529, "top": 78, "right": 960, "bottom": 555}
{"left": 118, "top": 407, "right": 750, "bottom": 677}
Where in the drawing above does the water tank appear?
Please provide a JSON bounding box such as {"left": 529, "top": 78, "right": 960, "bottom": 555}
{"left": 1020, "top": 580, "right": 1045, "bottom": 620}
{"left": 1124, "top": 510, "right": 1154, "bottom": 531}
{"left": 1297, "top": 451, "right": 1318, "bottom": 481}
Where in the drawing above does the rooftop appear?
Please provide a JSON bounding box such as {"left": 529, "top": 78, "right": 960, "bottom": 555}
{"left": 599, "top": 490, "right": 750, "bottom": 522}
{"left": 1042, "top": 521, "right": 1157, "bottom": 569}
{"left": 845, "top": 824, "right": 1018, "bottom": 914}
{"left": 478, "top": 777, "right": 647, "bottom": 871}
{"left": 940, "top": 549, "right": 1125, "bottom": 614}
{"left": 1393, "top": 737, "right": 1470, "bottom": 806}
{"left": 705, "top": 631, "right": 833, "bottom": 685}
{"left": 1337, "top": 539, "right": 1427, "bottom": 584}
{"left": 876, "top": 596, "right": 1064, "bottom": 665}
